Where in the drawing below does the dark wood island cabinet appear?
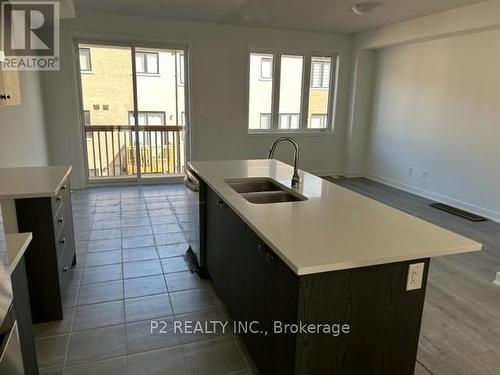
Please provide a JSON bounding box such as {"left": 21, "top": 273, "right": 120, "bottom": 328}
{"left": 205, "top": 184, "right": 430, "bottom": 375}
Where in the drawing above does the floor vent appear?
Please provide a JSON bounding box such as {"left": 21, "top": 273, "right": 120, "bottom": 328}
{"left": 430, "top": 203, "right": 487, "bottom": 222}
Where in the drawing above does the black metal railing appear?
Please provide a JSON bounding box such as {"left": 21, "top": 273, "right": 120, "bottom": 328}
{"left": 84, "top": 125, "right": 184, "bottom": 178}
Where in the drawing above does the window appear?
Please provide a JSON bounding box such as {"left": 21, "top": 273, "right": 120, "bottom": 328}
{"left": 128, "top": 111, "right": 166, "bottom": 125}
{"left": 248, "top": 53, "right": 273, "bottom": 130}
{"left": 260, "top": 57, "right": 273, "bottom": 79}
{"left": 248, "top": 51, "right": 337, "bottom": 132}
{"left": 311, "top": 59, "right": 331, "bottom": 89}
{"left": 135, "top": 51, "right": 159, "bottom": 74}
{"left": 178, "top": 53, "right": 185, "bottom": 85}
{"left": 278, "top": 55, "right": 303, "bottom": 129}
{"left": 79, "top": 48, "right": 92, "bottom": 72}
{"left": 83, "top": 110, "right": 91, "bottom": 126}
{"left": 259, "top": 113, "right": 271, "bottom": 129}
{"left": 279, "top": 114, "right": 300, "bottom": 129}
{"left": 308, "top": 56, "right": 333, "bottom": 129}
{"left": 310, "top": 114, "right": 328, "bottom": 129}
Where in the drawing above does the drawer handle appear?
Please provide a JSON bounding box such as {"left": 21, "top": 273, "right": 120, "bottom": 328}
{"left": 61, "top": 184, "right": 67, "bottom": 190}
{"left": 265, "top": 252, "right": 275, "bottom": 263}
{"left": 56, "top": 195, "right": 62, "bottom": 202}
{"left": 62, "top": 266, "right": 69, "bottom": 272}
{"left": 257, "top": 243, "right": 265, "bottom": 253}
{"left": 59, "top": 238, "right": 66, "bottom": 244}
{"left": 216, "top": 199, "right": 227, "bottom": 209}
{"left": 58, "top": 217, "right": 64, "bottom": 223}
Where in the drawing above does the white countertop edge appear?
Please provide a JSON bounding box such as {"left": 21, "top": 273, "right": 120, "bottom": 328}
{"left": 295, "top": 244, "right": 481, "bottom": 275}
{"left": 0, "top": 165, "right": 72, "bottom": 200}
{"left": 54, "top": 165, "right": 73, "bottom": 195}
{"left": 7, "top": 233, "right": 32, "bottom": 274}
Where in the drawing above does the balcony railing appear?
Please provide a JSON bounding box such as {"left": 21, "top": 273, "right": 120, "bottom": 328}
{"left": 84, "top": 125, "right": 184, "bottom": 178}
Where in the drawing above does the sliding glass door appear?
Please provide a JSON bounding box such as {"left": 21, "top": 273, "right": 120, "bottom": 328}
{"left": 77, "top": 42, "right": 188, "bottom": 181}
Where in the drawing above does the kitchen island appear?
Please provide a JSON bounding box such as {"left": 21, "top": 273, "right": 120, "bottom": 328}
{"left": 188, "top": 159, "right": 481, "bottom": 375}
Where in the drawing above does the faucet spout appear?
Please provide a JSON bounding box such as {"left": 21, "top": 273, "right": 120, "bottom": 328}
{"left": 267, "top": 137, "right": 300, "bottom": 188}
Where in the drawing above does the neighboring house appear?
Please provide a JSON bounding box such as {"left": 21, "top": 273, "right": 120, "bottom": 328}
{"left": 248, "top": 53, "right": 331, "bottom": 130}
{"left": 78, "top": 45, "right": 186, "bottom": 177}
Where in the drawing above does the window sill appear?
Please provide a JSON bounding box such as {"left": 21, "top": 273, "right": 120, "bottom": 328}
{"left": 136, "top": 73, "right": 161, "bottom": 77}
{"left": 248, "top": 129, "right": 336, "bottom": 137}
{"left": 81, "top": 70, "right": 94, "bottom": 75}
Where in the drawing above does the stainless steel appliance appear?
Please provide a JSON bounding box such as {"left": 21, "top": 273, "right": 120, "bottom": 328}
{"left": 183, "top": 165, "right": 206, "bottom": 278}
{"left": 0, "top": 306, "right": 24, "bottom": 375}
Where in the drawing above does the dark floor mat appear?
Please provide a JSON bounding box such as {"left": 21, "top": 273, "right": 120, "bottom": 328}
{"left": 430, "top": 203, "right": 487, "bottom": 222}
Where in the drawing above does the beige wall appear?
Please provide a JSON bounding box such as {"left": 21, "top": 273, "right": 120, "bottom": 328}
{"left": 308, "top": 90, "right": 329, "bottom": 117}
{"left": 80, "top": 45, "right": 133, "bottom": 126}
{"left": 80, "top": 45, "right": 186, "bottom": 127}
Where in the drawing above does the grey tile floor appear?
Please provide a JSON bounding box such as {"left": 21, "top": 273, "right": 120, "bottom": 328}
{"left": 35, "top": 184, "right": 254, "bottom": 375}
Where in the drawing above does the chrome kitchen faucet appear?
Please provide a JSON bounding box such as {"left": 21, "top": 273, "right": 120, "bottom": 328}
{"left": 267, "top": 137, "right": 300, "bottom": 188}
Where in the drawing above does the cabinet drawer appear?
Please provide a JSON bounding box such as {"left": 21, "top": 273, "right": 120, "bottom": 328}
{"left": 51, "top": 180, "right": 70, "bottom": 218}
{"left": 58, "top": 243, "right": 74, "bottom": 297}
{"left": 56, "top": 227, "right": 68, "bottom": 261}
{"left": 54, "top": 209, "right": 65, "bottom": 238}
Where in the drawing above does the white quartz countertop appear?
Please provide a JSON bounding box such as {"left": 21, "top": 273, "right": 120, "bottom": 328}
{"left": 6, "top": 233, "right": 32, "bottom": 274}
{"left": 189, "top": 159, "right": 482, "bottom": 275}
{"left": 0, "top": 166, "right": 72, "bottom": 199}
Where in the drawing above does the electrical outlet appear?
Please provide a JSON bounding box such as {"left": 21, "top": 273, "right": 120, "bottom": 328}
{"left": 493, "top": 272, "right": 500, "bottom": 287}
{"left": 408, "top": 167, "right": 413, "bottom": 176}
{"left": 406, "top": 262, "right": 425, "bottom": 291}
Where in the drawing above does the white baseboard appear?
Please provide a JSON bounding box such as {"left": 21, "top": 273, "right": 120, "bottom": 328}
{"left": 364, "top": 172, "right": 500, "bottom": 223}
{"left": 342, "top": 171, "right": 365, "bottom": 178}
{"left": 309, "top": 169, "right": 344, "bottom": 177}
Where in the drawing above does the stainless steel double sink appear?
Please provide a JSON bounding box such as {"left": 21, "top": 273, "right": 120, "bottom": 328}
{"left": 225, "top": 178, "right": 307, "bottom": 204}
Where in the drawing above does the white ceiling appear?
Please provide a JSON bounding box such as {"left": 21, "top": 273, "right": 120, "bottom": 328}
{"left": 75, "top": 0, "right": 487, "bottom": 33}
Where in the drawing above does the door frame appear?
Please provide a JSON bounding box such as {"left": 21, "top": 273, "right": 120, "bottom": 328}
{"left": 73, "top": 38, "right": 191, "bottom": 186}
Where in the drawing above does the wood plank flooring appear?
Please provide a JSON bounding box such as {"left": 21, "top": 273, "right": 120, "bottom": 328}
{"left": 326, "top": 177, "right": 500, "bottom": 375}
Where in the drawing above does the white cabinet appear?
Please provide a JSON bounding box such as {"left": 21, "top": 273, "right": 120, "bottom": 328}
{"left": 0, "top": 70, "right": 21, "bottom": 107}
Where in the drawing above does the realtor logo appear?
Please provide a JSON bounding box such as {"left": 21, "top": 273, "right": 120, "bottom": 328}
{"left": 1, "top": 1, "right": 60, "bottom": 70}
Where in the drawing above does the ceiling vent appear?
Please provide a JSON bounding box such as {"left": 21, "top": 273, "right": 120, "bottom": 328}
{"left": 351, "top": 2, "right": 379, "bottom": 15}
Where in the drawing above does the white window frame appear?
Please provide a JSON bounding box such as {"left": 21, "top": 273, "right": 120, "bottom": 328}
{"left": 310, "top": 113, "right": 328, "bottom": 129}
{"left": 128, "top": 111, "right": 166, "bottom": 126}
{"left": 247, "top": 49, "right": 338, "bottom": 134}
{"left": 260, "top": 57, "right": 273, "bottom": 80}
{"left": 310, "top": 59, "right": 330, "bottom": 89}
{"left": 278, "top": 113, "right": 301, "bottom": 129}
{"left": 79, "top": 47, "right": 92, "bottom": 73}
{"left": 135, "top": 51, "right": 159, "bottom": 75}
{"left": 259, "top": 113, "right": 271, "bottom": 129}
{"left": 178, "top": 52, "right": 185, "bottom": 85}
